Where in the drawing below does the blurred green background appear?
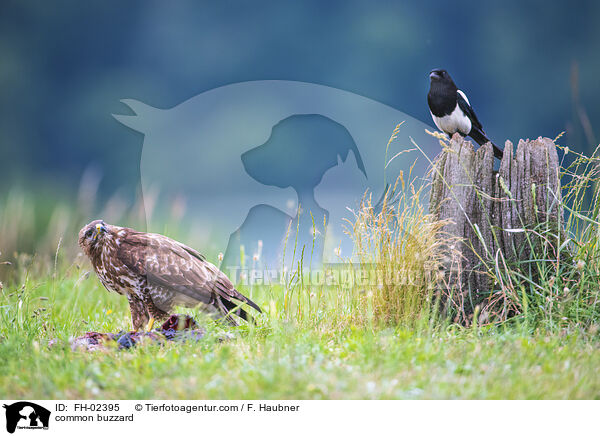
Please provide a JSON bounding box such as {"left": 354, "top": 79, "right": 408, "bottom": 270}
{"left": 0, "top": 0, "right": 599, "bottom": 263}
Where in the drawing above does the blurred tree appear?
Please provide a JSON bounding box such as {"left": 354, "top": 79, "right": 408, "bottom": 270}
{"left": 0, "top": 0, "right": 599, "bottom": 200}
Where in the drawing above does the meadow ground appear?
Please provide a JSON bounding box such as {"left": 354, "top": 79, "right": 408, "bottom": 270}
{"left": 2, "top": 138, "right": 600, "bottom": 400}
{"left": 0, "top": 257, "right": 599, "bottom": 400}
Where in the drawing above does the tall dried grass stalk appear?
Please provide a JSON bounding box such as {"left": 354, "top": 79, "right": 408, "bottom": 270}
{"left": 350, "top": 172, "right": 450, "bottom": 326}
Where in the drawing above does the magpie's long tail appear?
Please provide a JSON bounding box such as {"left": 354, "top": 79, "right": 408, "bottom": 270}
{"left": 469, "top": 127, "right": 503, "bottom": 159}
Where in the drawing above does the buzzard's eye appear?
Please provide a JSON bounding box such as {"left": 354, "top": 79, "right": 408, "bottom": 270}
{"left": 86, "top": 229, "right": 94, "bottom": 238}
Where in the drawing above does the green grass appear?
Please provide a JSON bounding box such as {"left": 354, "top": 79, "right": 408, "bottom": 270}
{"left": 2, "top": 135, "right": 600, "bottom": 399}
{"left": 1, "top": 256, "right": 599, "bottom": 400}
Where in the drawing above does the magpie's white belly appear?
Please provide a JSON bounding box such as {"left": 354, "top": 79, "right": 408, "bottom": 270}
{"left": 431, "top": 104, "right": 471, "bottom": 136}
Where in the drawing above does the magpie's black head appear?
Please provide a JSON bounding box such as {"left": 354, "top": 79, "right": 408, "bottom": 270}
{"left": 429, "top": 69, "right": 451, "bottom": 82}
{"left": 428, "top": 69, "right": 457, "bottom": 95}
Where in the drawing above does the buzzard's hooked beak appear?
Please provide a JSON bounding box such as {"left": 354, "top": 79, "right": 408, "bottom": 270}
{"left": 94, "top": 223, "right": 107, "bottom": 240}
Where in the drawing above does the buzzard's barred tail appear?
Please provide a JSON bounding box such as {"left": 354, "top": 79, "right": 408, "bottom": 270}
{"left": 221, "top": 298, "right": 251, "bottom": 323}
{"left": 240, "top": 294, "right": 262, "bottom": 314}
{"left": 220, "top": 294, "right": 262, "bottom": 325}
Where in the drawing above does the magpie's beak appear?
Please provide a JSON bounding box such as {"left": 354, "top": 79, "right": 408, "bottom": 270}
{"left": 429, "top": 70, "right": 441, "bottom": 80}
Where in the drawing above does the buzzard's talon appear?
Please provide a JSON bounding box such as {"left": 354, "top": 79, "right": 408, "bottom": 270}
{"left": 145, "top": 317, "right": 155, "bottom": 332}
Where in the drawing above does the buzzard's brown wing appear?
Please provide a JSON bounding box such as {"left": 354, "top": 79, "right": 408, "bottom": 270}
{"left": 115, "top": 231, "right": 261, "bottom": 320}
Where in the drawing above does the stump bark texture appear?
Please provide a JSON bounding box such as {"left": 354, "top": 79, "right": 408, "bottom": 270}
{"left": 430, "top": 134, "right": 562, "bottom": 308}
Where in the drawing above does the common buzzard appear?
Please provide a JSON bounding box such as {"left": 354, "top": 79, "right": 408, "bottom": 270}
{"left": 78, "top": 220, "right": 261, "bottom": 330}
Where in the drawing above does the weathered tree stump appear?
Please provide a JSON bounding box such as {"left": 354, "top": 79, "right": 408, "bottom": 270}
{"left": 430, "top": 133, "right": 563, "bottom": 313}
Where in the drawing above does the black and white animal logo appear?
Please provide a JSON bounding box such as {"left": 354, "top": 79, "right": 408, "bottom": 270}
{"left": 3, "top": 402, "right": 50, "bottom": 433}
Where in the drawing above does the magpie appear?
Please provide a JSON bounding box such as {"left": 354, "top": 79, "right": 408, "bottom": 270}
{"left": 427, "top": 69, "right": 503, "bottom": 159}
